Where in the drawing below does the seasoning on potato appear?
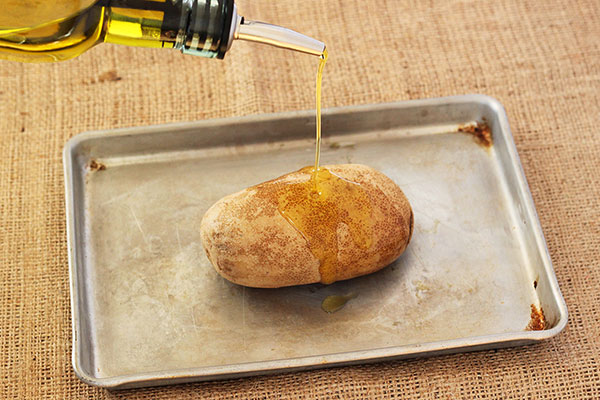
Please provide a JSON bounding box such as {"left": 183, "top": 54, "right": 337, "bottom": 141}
{"left": 200, "top": 164, "right": 413, "bottom": 288}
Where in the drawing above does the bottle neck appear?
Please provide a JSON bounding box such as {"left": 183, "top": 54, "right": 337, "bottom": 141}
{"left": 103, "top": 0, "right": 235, "bottom": 59}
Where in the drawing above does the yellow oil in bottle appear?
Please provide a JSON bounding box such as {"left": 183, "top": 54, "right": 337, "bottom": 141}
{"left": 0, "top": 0, "right": 226, "bottom": 62}
{"left": 0, "top": 0, "right": 96, "bottom": 35}
{"left": 0, "top": 2, "right": 106, "bottom": 62}
{"left": 276, "top": 50, "right": 374, "bottom": 285}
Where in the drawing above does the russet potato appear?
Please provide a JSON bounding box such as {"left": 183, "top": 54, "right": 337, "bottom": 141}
{"left": 200, "top": 164, "right": 413, "bottom": 288}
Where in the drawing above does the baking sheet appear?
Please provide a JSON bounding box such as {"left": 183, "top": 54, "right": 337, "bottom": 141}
{"left": 63, "top": 95, "right": 567, "bottom": 389}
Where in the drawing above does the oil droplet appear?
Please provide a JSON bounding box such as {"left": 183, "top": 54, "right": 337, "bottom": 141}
{"left": 321, "top": 293, "right": 358, "bottom": 313}
{"left": 277, "top": 167, "right": 373, "bottom": 284}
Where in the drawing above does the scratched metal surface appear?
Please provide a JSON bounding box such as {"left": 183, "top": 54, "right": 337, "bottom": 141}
{"left": 63, "top": 96, "right": 567, "bottom": 389}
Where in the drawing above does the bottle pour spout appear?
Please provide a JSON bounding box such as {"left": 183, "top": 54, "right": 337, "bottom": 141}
{"left": 227, "top": 6, "right": 325, "bottom": 57}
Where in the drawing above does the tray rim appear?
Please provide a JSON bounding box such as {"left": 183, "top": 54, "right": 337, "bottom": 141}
{"left": 63, "top": 94, "right": 568, "bottom": 389}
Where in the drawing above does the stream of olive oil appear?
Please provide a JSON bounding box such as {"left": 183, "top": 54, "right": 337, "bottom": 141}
{"left": 276, "top": 49, "right": 374, "bottom": 289}
{"left": 313, "top": 49, "right": 328, "bottom": 175}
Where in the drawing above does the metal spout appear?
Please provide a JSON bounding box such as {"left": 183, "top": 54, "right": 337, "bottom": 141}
{"left": 228, "top": 8, "right": 325, "bottom": 57}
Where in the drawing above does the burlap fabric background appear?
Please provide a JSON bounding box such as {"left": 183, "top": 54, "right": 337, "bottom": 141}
{"left": 1, "top": 0, "right": 599, "bottom": 398}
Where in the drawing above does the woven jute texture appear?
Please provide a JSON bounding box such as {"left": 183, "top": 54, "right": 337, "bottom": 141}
{"left": 1, "top": 0, "right": 599, "bottom": 398}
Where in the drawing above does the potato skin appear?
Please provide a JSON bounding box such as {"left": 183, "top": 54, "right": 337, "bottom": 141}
{"left": 200, "top": 164, "right": 413, "bottom": 288}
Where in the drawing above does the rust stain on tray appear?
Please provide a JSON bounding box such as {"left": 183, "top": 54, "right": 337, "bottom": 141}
{"left": 526, "top": 304, "right": 546, "bottom": 331}
{"left": 458, "top": 122, "right": 493, "bottom": 148}
{"left": 88, "top": 159, "right": 106, "bottom": 172}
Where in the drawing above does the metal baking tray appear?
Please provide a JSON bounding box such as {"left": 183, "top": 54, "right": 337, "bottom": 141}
{"left": 64, "top": 95, "right": 567, "bottom": 389}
